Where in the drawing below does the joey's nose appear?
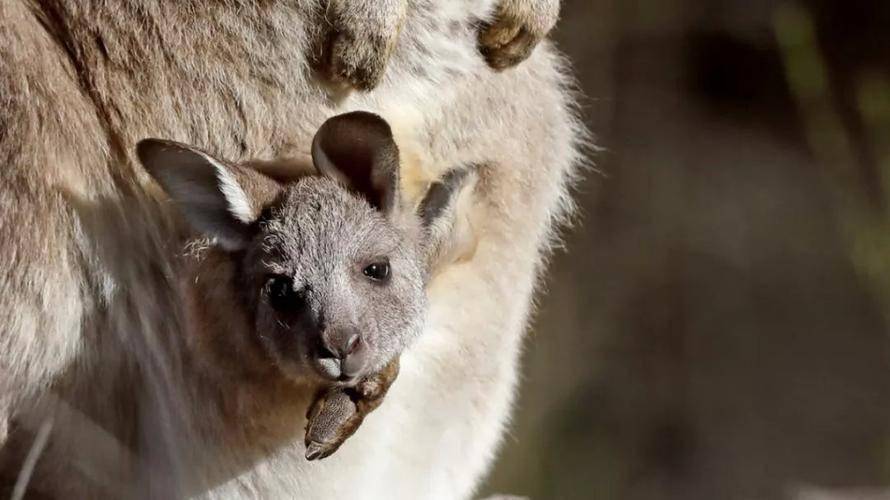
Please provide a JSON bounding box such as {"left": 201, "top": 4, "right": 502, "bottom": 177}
{"left": 321, "top": 328, "right": 361, "bottom": 359}
{"left": 315, "top": 328, "right": 368, "bottom": 381}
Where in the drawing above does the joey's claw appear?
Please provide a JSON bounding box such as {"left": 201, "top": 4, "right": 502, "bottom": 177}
{"left": 304, "top": 359, "right": 400, "bottom": 460}
{"left": 304, "top": 442, "right": 326, "bottom": 461}
{"left": 478, "top": 0, "right": 560, "bottom": 71}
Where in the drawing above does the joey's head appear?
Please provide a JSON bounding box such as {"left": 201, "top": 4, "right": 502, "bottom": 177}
{"left": 136, "top": 112, "right": 470, "bottom": 385}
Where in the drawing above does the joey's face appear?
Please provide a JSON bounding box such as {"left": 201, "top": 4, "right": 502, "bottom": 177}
{"left": 243, "top": 178, "right": 425, "bottom": 384}
{"left": 137, "top": 111, "right": 472, "bottom": 389}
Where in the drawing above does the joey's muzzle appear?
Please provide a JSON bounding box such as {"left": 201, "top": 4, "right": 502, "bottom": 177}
{"left": 313, "top": 326, "right": 368, "bottom": 383}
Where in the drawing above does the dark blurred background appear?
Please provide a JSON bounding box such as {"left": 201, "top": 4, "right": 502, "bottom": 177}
{"left": 482, "top": 1, "right": 890, "bottom": 499}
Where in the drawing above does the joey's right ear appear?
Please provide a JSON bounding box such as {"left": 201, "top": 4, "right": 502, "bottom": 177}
{"left": 136, "top": 139, "right": 279, "bottom": 251}
{"left": 311, "top": 111, "right": 401, "bottom": 215}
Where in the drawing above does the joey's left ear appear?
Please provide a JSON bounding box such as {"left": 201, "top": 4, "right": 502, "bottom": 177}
{"left": 311, "top": 111, "right": 400, "bottom": 214}
{"left": 417, "top": 166, "right": 479, "bottom": 273}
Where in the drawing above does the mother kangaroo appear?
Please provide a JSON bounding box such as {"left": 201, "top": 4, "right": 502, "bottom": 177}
{"left": 0, "top": 0, "right": 583, "bottom": 498}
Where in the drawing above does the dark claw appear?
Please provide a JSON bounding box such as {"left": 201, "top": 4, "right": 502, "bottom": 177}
{"left": 305, "top": 442, "right": 325, "bottom": 461}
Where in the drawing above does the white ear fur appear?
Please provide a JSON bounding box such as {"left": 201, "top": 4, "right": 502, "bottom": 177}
{"left": 136, "top": 139, "right": 257, "bottom": 251}
{"left": 200, "top": 151, "right": 255, "bottom": 225}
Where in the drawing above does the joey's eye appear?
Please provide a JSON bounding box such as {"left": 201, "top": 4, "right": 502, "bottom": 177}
{"left": 362, "top": 261, "right": 390, "bottom": 282}
{"left": 266, "top": 275, "right": 301, "bottom": 311}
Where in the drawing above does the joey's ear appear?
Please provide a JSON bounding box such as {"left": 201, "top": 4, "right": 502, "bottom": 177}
{"left": 136, "top": 139, "right": 277, "bottom": 251}
{"left": 417, "top": 166, "right": 479, "bottom": 273}
{"left": 311, "top": 111, "right": 400, "bottom": 214}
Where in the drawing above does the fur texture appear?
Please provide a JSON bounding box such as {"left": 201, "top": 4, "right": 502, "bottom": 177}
{"left": 0, "top": 0, "right": 584, "bottom": 498}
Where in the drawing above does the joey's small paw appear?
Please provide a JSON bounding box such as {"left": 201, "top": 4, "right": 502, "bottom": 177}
{"left": 478, "top": 0, "right": 560, "bottom": 70}
{"left": 313, "top": 1, "right": 406, "bottom": 91}
{"left": 305, "top": 390, "right": 358, "bottom": 460}
{"left": 303, "top": 359, "right": 400, "bottom": 461}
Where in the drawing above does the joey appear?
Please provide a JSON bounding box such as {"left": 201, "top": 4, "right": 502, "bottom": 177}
{"left": 136, "top": 111, "right": 473, "bottom": 462}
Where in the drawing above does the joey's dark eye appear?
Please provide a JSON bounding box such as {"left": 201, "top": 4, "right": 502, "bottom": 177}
{"left": 362, "top": 261, "right": 390, "bottom": 282}
{"left": 266, "top": 275, "right": 300, "bottom": 311}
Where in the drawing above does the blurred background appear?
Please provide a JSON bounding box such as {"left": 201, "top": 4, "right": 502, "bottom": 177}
{"left": 482, "top": 1, "right": 890, "bottom": 499}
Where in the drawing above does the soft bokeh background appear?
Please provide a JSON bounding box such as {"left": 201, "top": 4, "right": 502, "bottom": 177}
{"left": 482, "top": 1, "right": 890, "bottom": 499}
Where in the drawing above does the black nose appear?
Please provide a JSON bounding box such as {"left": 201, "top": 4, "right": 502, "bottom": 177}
{"left": 315, "top": 327, "right": 368, "bottom": 381}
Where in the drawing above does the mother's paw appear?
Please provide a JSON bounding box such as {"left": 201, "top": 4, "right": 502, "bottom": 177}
{"left": 312, "top": 0, "right": 407, "bottom": 91}
{"left": 478, "top": 0, "right": 560, "bottom": 70}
